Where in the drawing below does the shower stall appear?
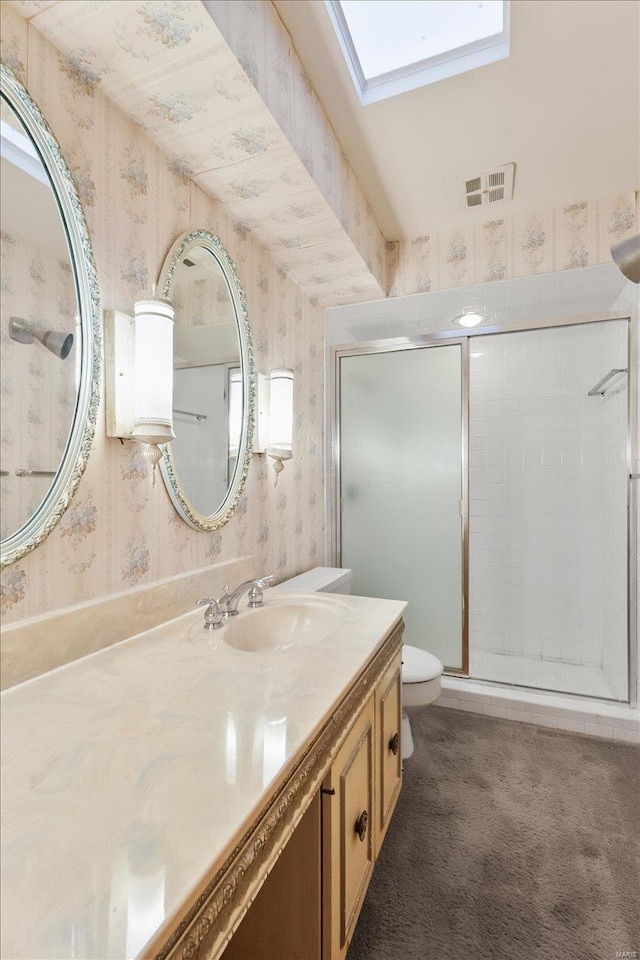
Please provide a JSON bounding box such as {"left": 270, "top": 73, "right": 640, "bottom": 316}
{"left": 334, "top": 313, "right": 635, "bottom": 704}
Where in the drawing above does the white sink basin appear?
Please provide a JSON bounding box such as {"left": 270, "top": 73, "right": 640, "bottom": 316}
{"left": 222, "top": 594, "right": 350, "bottom": 653}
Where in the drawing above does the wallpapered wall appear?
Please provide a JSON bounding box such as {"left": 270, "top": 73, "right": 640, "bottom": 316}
{"left": 0, "top": 6, "right": 325, "bottom": 623}
{"left": 203, "top": 0, "right": 387, "bottom": 291}
{"left": 387, "top": 193, "right": 638, "bottom": 297}
{"left": 173, "top": 267, "right": 233, "bottom": 340}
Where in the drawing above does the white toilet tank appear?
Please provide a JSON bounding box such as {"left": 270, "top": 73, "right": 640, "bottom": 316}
{"left": 277, "top": 567, "right": 352, "bottom": 595}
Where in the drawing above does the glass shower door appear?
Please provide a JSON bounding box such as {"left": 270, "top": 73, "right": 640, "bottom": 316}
{"left": 338, "top": 344, "right": 465, "bottom": 670}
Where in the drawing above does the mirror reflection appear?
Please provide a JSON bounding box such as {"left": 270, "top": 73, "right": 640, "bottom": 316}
{"left": 0, "top": 97, "right": 80, "bottom": 543}
{"left": 169, "top": 244, "right": 242, "bottom": 518}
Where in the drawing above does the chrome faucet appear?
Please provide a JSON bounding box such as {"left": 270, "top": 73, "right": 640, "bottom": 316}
{"left": 218, "top": 575, "right": 275, "bottom": 617}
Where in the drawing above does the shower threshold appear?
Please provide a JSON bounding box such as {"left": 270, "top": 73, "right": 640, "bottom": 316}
{"left": 438, "top": 673, "right": 638, "bottom": 744}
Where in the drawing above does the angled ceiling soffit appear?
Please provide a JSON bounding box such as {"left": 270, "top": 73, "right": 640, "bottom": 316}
{"left": 201, "top": 0, "right": 387, "bottom": 286}
{"left": 16, "top": 0, "right": 385, "bottom": 306}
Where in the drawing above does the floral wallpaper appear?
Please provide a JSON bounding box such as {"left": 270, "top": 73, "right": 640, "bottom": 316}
{"left": 206, "top": 0, "right": 387, "bottom": 291}
{"left": 387, "top": 193, "right": 638, "bottom": 298}
{"left": 0, "top": 228, "right": 77, "bottom": 540}
{"left": 0, "top": 5, "right": 325, "bottom": 636}
{"left": 5, "top": 0, "right": 386, "bottom": 307}
{"left": 172, "top": 262, "right": 234, "bottom": 339}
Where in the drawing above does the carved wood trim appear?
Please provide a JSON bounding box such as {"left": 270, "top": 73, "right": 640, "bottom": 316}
{"left": 148, "top": 620, "right": 404, "bottom": 960}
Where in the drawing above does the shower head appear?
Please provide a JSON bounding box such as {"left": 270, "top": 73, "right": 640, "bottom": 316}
{"left": 610, "top": 233, "right": 640, "bottom": 284}
{"left": 9, "top": 316, "right": 74, "bottom": 360}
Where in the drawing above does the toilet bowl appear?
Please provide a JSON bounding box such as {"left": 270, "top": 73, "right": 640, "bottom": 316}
{"left": 401, "top": 645, "right": 443, "bottom": 761}
{"left": 277, "top": 568, "right": 443, "bottom": 761}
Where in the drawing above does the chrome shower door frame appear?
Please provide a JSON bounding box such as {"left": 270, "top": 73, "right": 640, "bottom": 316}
{"left": 332, "top": 336, "right": 470, "bottom": 675}
{"left": 330, "top": 310, "right": 636, "bottom": 704}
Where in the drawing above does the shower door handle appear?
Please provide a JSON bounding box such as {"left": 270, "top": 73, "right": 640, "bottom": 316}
{"left": 587, "top": 368, "right": 627, "bottom": 396}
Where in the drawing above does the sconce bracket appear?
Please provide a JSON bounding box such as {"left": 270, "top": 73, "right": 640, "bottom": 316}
{"left": 104, "top": 309, "right": 135, "bottom": 439}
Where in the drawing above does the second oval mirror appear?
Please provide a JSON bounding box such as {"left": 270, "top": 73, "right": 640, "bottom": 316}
{"left": 159, "top": 231, "right": 254, "bottom": 531}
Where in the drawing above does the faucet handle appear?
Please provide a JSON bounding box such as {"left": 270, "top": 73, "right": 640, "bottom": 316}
{"left": 255, "top": 575, "right": 275, "bottom": 588}
{"left": 196, "top": 597, "right": 223, "bottom": 631}
{"left": 247, "top": 575, "right": 275, "bottom": 608}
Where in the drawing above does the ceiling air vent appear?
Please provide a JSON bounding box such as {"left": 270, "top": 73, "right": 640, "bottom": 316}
{"left": 463, "top": 163, "right": 515, "bottom": 209}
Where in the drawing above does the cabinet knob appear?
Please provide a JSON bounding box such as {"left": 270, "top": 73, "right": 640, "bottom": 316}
{"left": 354, "top": 810, "right": 368, "bottom": 842}
{"left": 389, "top": 732, "right": 400, "bottom": 756}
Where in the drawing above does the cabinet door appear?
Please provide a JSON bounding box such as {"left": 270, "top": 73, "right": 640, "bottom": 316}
{"left": 375, "top": 652, "right": 402, "bottom": 856}
{"left": 322, "top": 697, "right": 375, "bottom": 960}
{"left": 221, "top": 793, "right": 321, "bottom": 960}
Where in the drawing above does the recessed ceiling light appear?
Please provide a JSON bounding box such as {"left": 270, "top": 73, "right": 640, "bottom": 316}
{"left": 454, "top": 312, "right": 489, "bottom": 328}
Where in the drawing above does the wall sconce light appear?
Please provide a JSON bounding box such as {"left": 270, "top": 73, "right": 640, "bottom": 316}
{"left": 267, "top": 367, "right": 294, "bottom": 483}
{"left": 104, "top": 296, "right": 175, "bottom": 478}
{"left": 252, "top": 368, "right": 294, "bottom": 485}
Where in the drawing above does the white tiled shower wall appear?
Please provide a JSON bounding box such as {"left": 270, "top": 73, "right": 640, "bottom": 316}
{"left": 468, "top": 320, "right": 629, "bottom": 701}
{"left": 173, "top": 366, "right": 229, "bottom": 516}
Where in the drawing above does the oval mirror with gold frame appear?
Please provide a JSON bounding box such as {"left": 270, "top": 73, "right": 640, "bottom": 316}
{"left": 158, "top": 231, "right": 254, "bottom": 531}
{"left": 0, "top": 62, "right": 101, "bottom": 567}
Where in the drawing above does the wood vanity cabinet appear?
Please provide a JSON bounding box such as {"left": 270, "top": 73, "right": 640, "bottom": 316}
{"left": 322, "top": 648, "right": 402, "bottom": 960}
{"left": 221, "top": 794, "right": 322, "bottom": 960}
{"left": 169, "top": 625, "right": 404, "bottom": 960}
{"left": 322, "top": 696, "right": 375, "bottom": 959}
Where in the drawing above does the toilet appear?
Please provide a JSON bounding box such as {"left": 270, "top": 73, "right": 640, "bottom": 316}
{"left": 277, "top": 567, "right": 444, "bottom": 761}
{"left": 400, "top": 645, "right": 443, "bottom": 760}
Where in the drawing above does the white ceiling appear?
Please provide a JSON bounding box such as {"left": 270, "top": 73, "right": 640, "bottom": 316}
{"left": 273, "top": 0, "right": 640, "bottom": 241}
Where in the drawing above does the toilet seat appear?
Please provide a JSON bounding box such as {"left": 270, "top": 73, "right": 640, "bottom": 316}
{"left": 402, "top": 645, "right": 443, "bottom": 683}
{"left": 402, "top": 645, "right": 443, "bottom": 710}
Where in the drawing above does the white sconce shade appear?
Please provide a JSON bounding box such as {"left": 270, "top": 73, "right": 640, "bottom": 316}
{"left": 130, "top": 297, "right": 175, "bottom": 463}
{"left": 267, "top": 367, "right": 293, "bottom": 483}
{"left": 228, "top": 367, "right": 243, "bottom": 461}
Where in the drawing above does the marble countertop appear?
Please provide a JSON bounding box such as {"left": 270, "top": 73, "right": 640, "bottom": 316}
{"left": 0, "top": 591, "right": 406, "bottom": 960}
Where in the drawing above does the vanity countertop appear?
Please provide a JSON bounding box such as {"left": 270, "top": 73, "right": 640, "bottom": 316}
{"left": 0, "top": 591, "right": 406, "bottom": 960}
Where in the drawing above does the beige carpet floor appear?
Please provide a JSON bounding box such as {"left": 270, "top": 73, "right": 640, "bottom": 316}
{"left": 347, "top": 706, "right": 639, "bottom": 960}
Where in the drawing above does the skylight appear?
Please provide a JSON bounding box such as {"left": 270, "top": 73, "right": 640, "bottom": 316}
{"left": 326, "top": 1, "right": 509, "bottom": 105}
